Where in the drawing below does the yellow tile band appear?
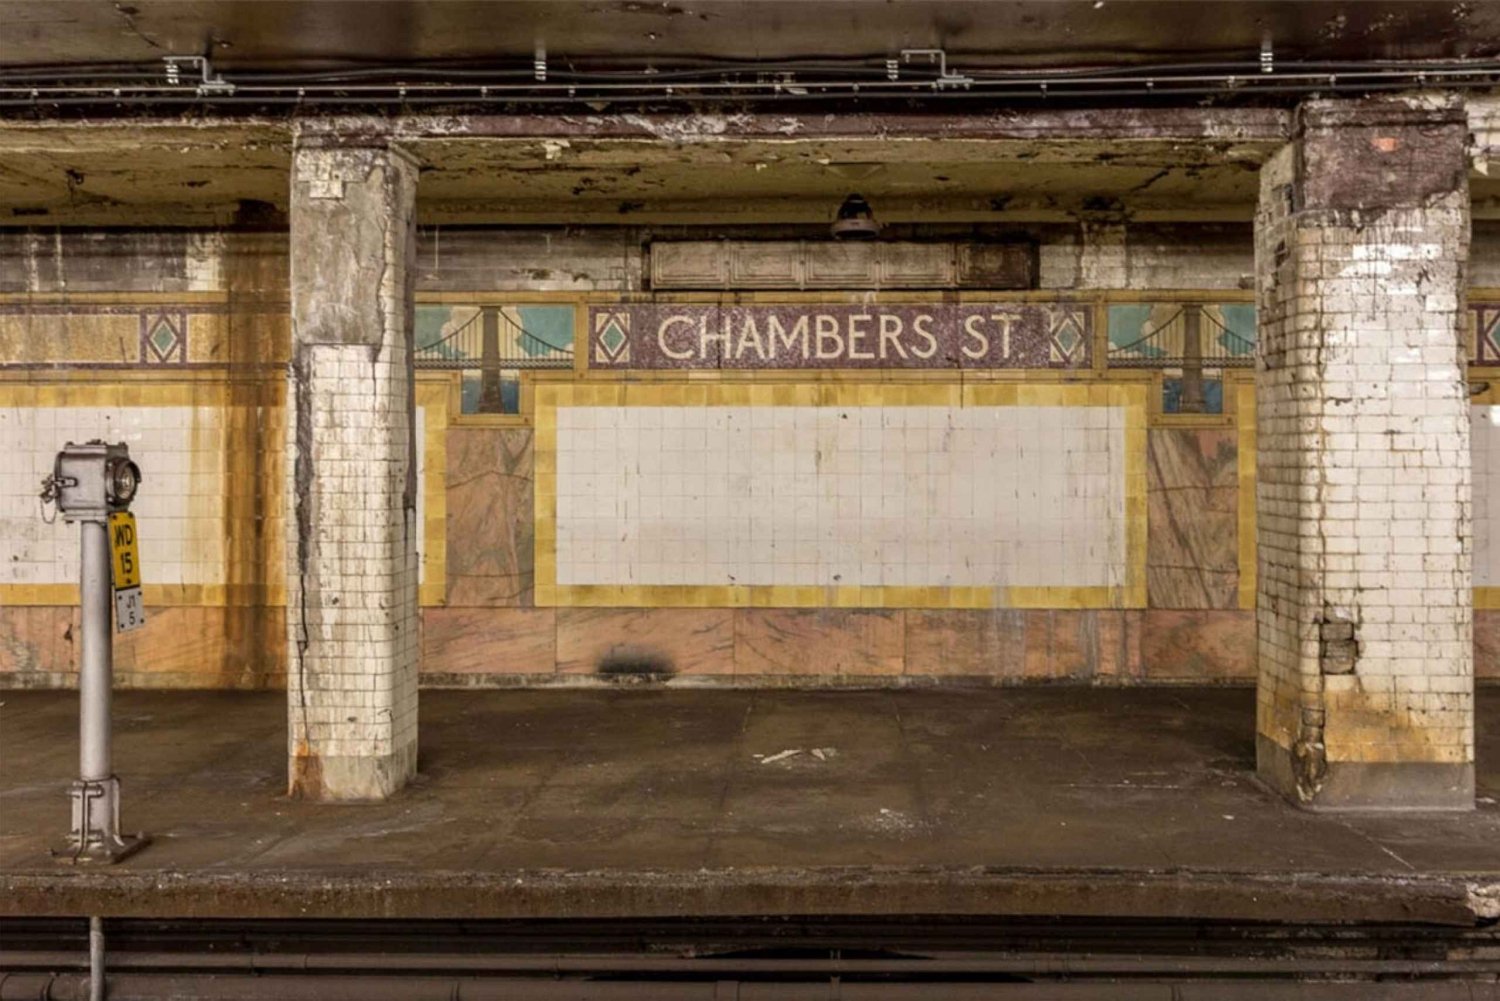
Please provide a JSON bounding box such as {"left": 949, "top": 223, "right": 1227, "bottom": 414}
{"left": 1235, "top": 377, "right": 1258, "bottom": 611}
{"left": 416, "top": 375, "right": 451, "bottom": 608}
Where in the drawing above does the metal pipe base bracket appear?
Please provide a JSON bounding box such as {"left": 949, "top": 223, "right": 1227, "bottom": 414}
{"left": 53, "top": 777, "right": 149, "bottom": 864}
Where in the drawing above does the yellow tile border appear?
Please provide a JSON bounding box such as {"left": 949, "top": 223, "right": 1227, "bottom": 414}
{"left": 0, "top": 379, "right": 245, "bottom": 608}
{"left": 416, "top": 373, "right": 453, "bottom": 607}
{"left": 1476, "top": 589, "right": 1500, "bottom": 610}
{"left": 1234, "top": 376, "right": 1258, "bottom": 611}
{"left": 0, "top": 369, "right": 274, "bottom": 386}
{"left": 533, "top": 380, "right": 1150, "bottom": 611}
{"left": 0, "top": 380, "right": 231, "bottom": 408}
{"left": 1122, "top": 390, "right": 1149, "bottom": 609}
{"left": 1090, "top": 300, "right": 1109, "bottom": 375}
{"left": 2, "top": 582, "right": 235, "bottom": 608}
{"left": 0, "top": 291, "right": 230, "bottom": 305}
{"left": 2, "top": 583, "right": 76, "bottom": 606}
{"left": 532, "top": 582, "right": 1121, "bottom": 610}
{"left": 1143, "top": 363, "right": 1242, "bottom": 429}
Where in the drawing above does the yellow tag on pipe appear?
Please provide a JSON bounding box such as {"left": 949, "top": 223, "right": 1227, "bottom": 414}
{"left": 107, "top": 511, "right": 141, "bottom": 590}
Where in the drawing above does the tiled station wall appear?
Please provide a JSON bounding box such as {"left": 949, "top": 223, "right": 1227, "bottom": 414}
{"left": 2, "top": 222, "right": 1498, "bottom": 688}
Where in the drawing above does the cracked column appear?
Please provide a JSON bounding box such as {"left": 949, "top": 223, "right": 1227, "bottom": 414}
{"left": 286, "top": 137, "right": 419, "bottom": 800}
{"left": 1254, "top": 96, "right": 1473, "bottom": 810}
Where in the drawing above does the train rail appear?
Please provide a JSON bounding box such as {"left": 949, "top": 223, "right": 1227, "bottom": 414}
{"left": 3, "top": 915, "right": 1498, "bottom": 999}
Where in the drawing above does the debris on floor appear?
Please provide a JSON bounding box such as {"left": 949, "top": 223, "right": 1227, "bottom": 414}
{"left": 754, "top": 747, "right": 838, "bottom": 765}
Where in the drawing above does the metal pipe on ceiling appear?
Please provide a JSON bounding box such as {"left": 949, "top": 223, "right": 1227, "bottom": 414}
{"left": 0, "top": 56, "right": 1497, "bottom": 111}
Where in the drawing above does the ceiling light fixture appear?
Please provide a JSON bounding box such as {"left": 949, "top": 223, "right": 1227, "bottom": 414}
{"left": 831, "top": 193, "right": 880, "bottom": 240}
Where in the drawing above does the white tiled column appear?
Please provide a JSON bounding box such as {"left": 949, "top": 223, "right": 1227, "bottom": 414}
{"left": 286, "top": 137, "right": 419, "bottom": 801}
{"left": 1254, "top": 97, "right": 1473, "bottom": 810}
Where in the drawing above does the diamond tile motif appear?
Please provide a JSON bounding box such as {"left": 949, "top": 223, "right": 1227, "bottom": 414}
{"left": 1048, "top": 308, "right": 1087, "bottom": 364}
{"left": 140, "top": 312, "right": 186, "bottom": 364}
{"left": 594, "top": 311, "right": 630, "bottom": 364}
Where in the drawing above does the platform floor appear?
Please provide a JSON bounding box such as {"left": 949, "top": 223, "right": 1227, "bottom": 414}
{"left": 1, "top": 687, "right": 1498, "bottom": 924}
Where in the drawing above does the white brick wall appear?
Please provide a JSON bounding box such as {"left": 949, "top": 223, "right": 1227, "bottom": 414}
{"left": 1040, "top": 222, "right": 1253, "bottom": 292}
{"left": 1075, "top": 221, "right": 1129, "bottom": 290}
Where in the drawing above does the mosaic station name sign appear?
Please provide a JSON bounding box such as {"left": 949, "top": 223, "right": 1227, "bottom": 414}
{"left": 589, "top": 304, "right": 1092, "bottom": 370}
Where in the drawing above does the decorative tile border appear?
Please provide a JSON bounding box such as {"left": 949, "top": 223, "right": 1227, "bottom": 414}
{"left": 0, "top": 301, "right": 227, "bottom": 369}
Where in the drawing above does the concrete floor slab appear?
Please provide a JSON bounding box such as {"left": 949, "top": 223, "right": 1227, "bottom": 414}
{"left": 0, "top": 687, "right": 1497, "bottom": 924}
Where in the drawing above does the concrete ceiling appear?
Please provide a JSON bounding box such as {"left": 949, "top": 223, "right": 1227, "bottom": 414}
{"left": 3, "top": 117, "right": 1499, "bottom": 227}
{"left": 0, "top": 121, "right": 1283, "bottom": 226}
{"left": 411, "top": 134, "right": 1271, "bottom": 225}
{"left": 2, "top": 1, "right": 1496, "bottom": 71}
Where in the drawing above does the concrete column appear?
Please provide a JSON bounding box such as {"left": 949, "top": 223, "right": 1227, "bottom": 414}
{"left": 1253, "top": 96, "right": 1473, "bottom": 810}
{"left": 286, "top": 137, "right": 420, "bottom": 801}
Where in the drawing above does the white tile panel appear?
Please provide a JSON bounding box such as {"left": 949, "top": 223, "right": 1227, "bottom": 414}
{"left": 0, "top": 405, "right": 224, "bottom": 587}
{"left": 554, "top": 404, "right": 1127, "bottom": 589}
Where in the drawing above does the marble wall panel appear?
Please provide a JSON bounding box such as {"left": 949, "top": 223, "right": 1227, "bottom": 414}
{"left": 1094, "top": 610, "right": 1145, "bottom": 681}
{"left": 1023, "top": 610, "right": 1087, "bottom": 678}
{"left": 0, "top": 604, "right": 283, "bottom": 689}
{"left": 1146, "top": 428, "right": 1239, "bottom": 609}
{"left": 903, "top": 609, "right": 1142, "bottom": 679}
{"left": 215, "top": 604, "right": 286, "bottom": 688}
{"left": 109, "top": 606, "right": 278, "bottom": 687}
{"left": 1140, "top": 609, "right": 1256, "bottom": 680}
{"left": 555, "top": 608, "right": 734, "bottom": 678}
{"left": 735, "top": 610, "right": 903, "bottom": 676}
{"left": 904, "top": 609, "right": 1026, "bottom": 676}
{"left": 447, "top": 427, "right": 534, "bottom": 606}
{"left": 0, "top": 605, "right": 77, "bottom": 677}
{"left": 423, "top": 607, "right": 556, "bottom": 676}
{"left": 1021, "top": 610, "right": 1142, "bottom": 680}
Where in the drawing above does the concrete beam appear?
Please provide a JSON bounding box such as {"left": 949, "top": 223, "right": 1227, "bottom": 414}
{"left": 301, "top": 107, "right": 1294, "bottom": 144}
{"left": 0, "top": 106, "right": 1292, "bottom": 150}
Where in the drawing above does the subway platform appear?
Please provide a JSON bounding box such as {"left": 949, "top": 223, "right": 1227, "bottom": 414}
{"left": 1, "top": 687, "right": 1497, "bottom": 926}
